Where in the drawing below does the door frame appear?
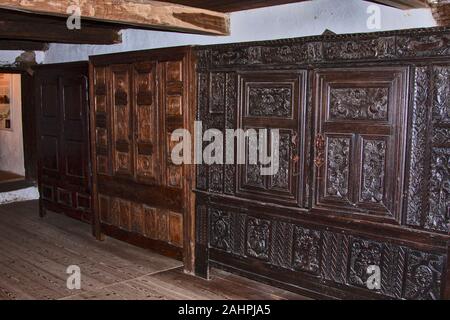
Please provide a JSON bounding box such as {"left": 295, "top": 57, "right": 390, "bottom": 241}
{"left": 0, "top": 66, "right": 37, "bottom": 183}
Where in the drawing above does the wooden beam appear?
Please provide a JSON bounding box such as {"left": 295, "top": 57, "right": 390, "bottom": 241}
{"left": 163, "top": 0, "right": 308, "bottom": 12}
{"left": 0, "top": 0, "right": 230, "bottom": 36}
{"left": 428, "top": 0, "right": 450, "bottom": 26}
{"left": 370, "top": 0, "right": 429, "bottom": 9}
{"left": 0, "top": 40, "right": 49, "bottom": 51}
{"left": 0, "top": 10, "right": 122, "bottom": 44}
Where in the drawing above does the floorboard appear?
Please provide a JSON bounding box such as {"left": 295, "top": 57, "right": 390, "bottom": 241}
{"left": 0, "top": 201, "right": 309, "bottom": 300}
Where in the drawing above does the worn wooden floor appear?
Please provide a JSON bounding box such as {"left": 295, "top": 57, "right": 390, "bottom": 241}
{"left": 0, "top": 201, "right": 308, "bottom": 300}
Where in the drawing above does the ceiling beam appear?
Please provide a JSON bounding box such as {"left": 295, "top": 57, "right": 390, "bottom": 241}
{"left": 163, "top": 0, "right": 307, "bottom": 12}
{"left": 370, "top": 0, "right": 429, "bottom": 9}
{"left": 428, "top": 0, "right": 450, "bottom": 26}
{"left": 0, "top": 10, "right": 122, "bottom": 44}
{"left": 0, "top": 0, "right": 230, "bottom": 36}
{"left": 0, "top": 40, "right": 49, "bottom": 51}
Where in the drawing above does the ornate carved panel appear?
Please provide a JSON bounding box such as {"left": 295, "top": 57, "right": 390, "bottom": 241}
{"left": 293, "top": 227, "right": 321, "bottom": 274}
{"left": 196, "top": 28, "right": 450, "bottom": 301}
{"left": 404, "top": 250, "right": 444, "bottom": 300}
{"left": 247, "top": 86, "right": 292, "bottom": 118}
{"left": 315, "top": 67, "right": 407, "bottom": 222}
{"left": 325, "top": 136, "right": 351, "bottom": 200}
{"left": 246, "top": 217, "right": 271, "bottom": 260}
{"left": 210, "top": 72, "right": 225, "bottom": 114}
{"left": 360, "top": 139, "right": 386, "bottom": 204}
{"left": 270, "top": 132, "right": 291, "bottom": 191}
{"left": 348, "top": 238, "right": 382, "bottom": 289}
{"left": 407, "top": 65, "right": 450, "bottom": 232}
{"left": 210, "top": 209, "right": 231, "bottom": 252}
{"left": 406, "top": 67, "right": 430, "bottom": 227}
{"left": 202, "top": 200, "right": 447, "bottom": 300}
{"left": 236, "top": 71, "right": 305, "bottom": 206}
{"left": 329, "top": 88, "right": 389, "bottom": 121}
{"left": 427, "top": 148, "right": 450, "bottom": 232}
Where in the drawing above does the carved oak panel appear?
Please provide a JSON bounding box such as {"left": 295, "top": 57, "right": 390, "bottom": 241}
{"left": 315, "top": 67, "right": 408, "bottom": 222}
{"left": 293, "top": 227, "right": 321, "bottom": 274}
{"left": 406, "top": 65, "right": 450, "bottom": 233}
{"left": 324, "top": 135, "right": 351, "bottom": 201}
{"left": 329, "top": 87, "right": 388, "bottom": 121}
{"left": 196, "top": 28, "right": 450, "bottom": 301}
{"left": 201, "top": 201, "right": 447, "bottom": 300}
{"left": 247, "top": 86, "right": 292, "bottom": 118}
{"left": 236, "top": 71, "right": 306, "bottom": 206}
{"left": 246, "top": 217, "right": 271, "bottom": 260}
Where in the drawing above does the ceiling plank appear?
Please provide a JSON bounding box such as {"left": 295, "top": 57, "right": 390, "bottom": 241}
{"left": 0, "top": 0, "right": 230, "bottom": 36}
{"left": 0, "top": 10, "right": 122, "bottom": 44}
{"left": 163, "top": 0, "right": 430, "bottom": 12}
{"left": 163, "top": 0, "right": 307, "bottom": 12}
{"left": 0, "top": 40, "right": 49, "bottom": 51}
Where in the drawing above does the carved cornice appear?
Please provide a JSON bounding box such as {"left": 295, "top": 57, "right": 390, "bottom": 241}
{"left": 195, "top": 27, "right": 450, "bottom": 69}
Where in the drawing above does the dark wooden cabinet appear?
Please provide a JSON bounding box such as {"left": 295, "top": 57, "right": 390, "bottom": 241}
{"left": 89, "top": 47, "right": 195, "bottom": 266}
{"left": 34, "top": 62, "right": 91, "bottom": 222}
{"left": 194, "top": 27, "right": 450, "bottom": 300}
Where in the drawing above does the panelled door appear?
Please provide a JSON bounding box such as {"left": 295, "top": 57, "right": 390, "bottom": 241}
{"left": 313, "top": 66, "right": 409, "bottom": 223}
{"left": 35, "top": 62, "right": 91, "bottom": 222}
{"left": 92, "top": 51, "right": 189, "bottom": 259}
{"left": 234, "top": 70, "right": 307, "bottom": 207}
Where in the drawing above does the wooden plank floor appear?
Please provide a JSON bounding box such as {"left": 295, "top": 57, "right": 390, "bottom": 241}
{"left": 0, "top": 201, "right": 309, "bottom": 300}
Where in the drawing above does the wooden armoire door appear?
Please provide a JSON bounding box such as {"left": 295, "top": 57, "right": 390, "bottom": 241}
{"left": 90, "top": 47, "right": 194, "bottom": 261}
{"left": 313, "top": 66, "right": 409, "bottom": 224}
{"left": 35, "top": 62, "right": 91, "bottom": 222}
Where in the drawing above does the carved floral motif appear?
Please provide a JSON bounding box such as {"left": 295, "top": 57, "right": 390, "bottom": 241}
{"left": 270, "top": 132, "right": 291, "bottom": 191}
{"left": 361, "top": 140, "right": 386, "bottom": 204}
{"left": 329, "top": 88, "right": 388, "bottom": 121}
{"left": 427, "top": 148, "right": 450, "bottom": 232}
{"left": 407, "top": 67, "right": 430, "bottom": 226}
{"left": 326, "top": 137, "right": 351, "bottom": 199}
{"left": 248, "top": 87, "right": 292, "bottom": 118}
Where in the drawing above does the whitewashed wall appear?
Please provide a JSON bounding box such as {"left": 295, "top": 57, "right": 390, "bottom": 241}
{"left": 43, "top": 0, "right": 436, "bottom": 64}
{"left": 0, "top": 51, "right": 45, "bottom": 65}
{"left": 0, "top": 74, "right": 25, "bottom": 176}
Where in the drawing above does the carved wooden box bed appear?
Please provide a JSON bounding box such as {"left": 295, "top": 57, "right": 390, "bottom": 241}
{"left": 194, "top": 27, "right": 450, "bottom": 300}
